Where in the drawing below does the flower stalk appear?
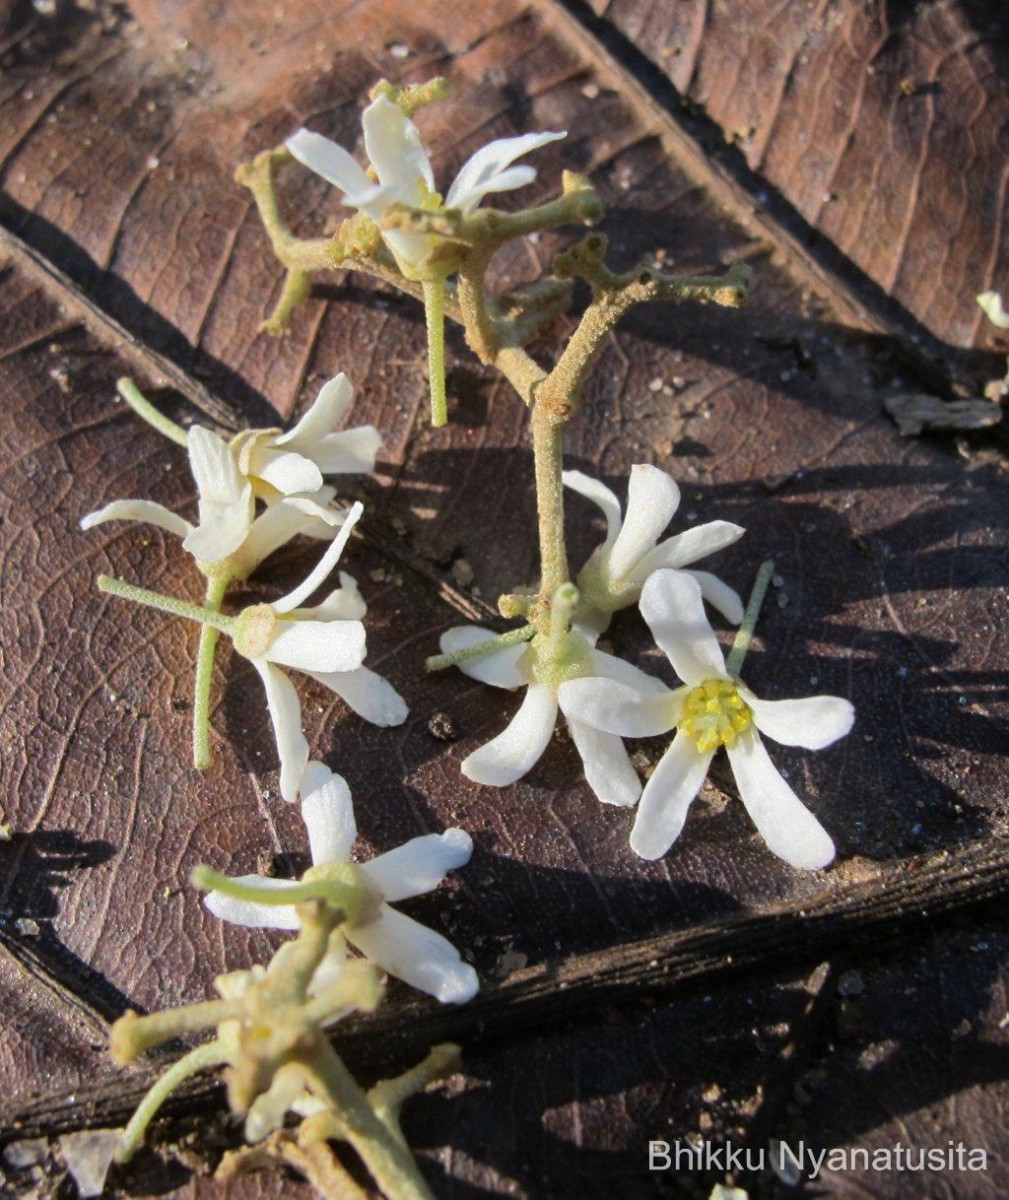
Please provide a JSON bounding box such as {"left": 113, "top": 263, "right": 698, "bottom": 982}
{"left": 97, "top": 575, "right": 236, "bottom": 635}
{"left": 192, "top": 573, "right": 232, "bottom": 770}
{"left": 117, "top": 377, "right": 190, "bottom": 448}
{"left": 726, "top": 559, "right": 775, "bottom": 677}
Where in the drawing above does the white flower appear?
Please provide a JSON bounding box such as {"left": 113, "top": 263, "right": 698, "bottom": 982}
{"left": 563, "top": 463, "right": 745, "bottom": 634}
{"left": 440, "top": 623, "right": 668, "bottom": 807}
{"left": 81, "top": 425, "right": 348, "bottom": 573}
{"left": 232, "top": 372, "right": 382, "bottom": 498}
{"left": 286, "top": 93, "right": 564, "bottom": 273}
{"left": 559, "top": 571, "right": 854, "bottom": 869}
{"left": 205, "top": 763, "right": 478, "bottom": 1004}
{"left": 82, "top": 426, "right": 253, "bottom": 564}
{"left": 233, "top": 503, "right": 407, "bottom": 802}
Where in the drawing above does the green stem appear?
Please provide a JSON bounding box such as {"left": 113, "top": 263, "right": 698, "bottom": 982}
{"left": 308, "top": 1042, "right": 436, "bottom": 1200}
{"left": 192, "top": 574, "right": 230, "bottom": 771}
{"left": 531, "top": 406, "right": 569, "bottom": 597}
{"left": 117, "top": 379, "right": 189, "bottom": 448}
{"left": 98, "top": 575, "right": 235, "bottom": 635}
{"left": 118, "top": 1041, "right": 229, "bottom": 1163}
{"left": 425, "top": 624, "right": 535, "bottom": 672}
{"left": 112, "top": 1000, "right": 239, "bottom": 1063}
{"left": 367, "top": 1045, "right": 461, "bottom": 1148}
{"left": 726, "top": 559, "right": 775, "bottom": 677}
{"left": 190, "top": 866, "right": 356, "bottom": 919}
{"left": 422, "top": 278, "right": 448, "bottom": 427}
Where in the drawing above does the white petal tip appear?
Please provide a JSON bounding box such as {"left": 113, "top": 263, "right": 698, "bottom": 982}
{"left": 440, "top": 827, "right": 474, "bottom": 861}
{"left": 627, "top": 833, "right": 668, "bottom": 861}
{"left": 436, "top": 965, "right": 480, "bottom": 1004}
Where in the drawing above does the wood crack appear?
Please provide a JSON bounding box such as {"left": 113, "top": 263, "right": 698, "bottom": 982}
{"left": 2, "top": 834, "right": 1006, "bottom": 1141}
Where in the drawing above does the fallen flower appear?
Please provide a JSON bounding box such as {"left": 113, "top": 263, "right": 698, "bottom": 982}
{"left": 204, "top": 762, "right": 478, "bottom": 1003}
{"left": 559, "top": 570, "right": 853, "bottom": 869}
{"left": 81, "top": 426, "right": 350, "bottom": 577}
{"left": 82, "top": 425, "right": 253, "bottom": 566}
{"left": 228, "top": 503, "right": 406, "bottom": 800}
{"left": 440, "top": 585, "right": 669, "bottom": 806}
{"left": 563, "top": 463, "right": 744, "bottom": 634}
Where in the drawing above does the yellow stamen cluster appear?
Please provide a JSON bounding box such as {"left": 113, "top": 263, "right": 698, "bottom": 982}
{"left": 679, "top": 679, "right": 752, "bottom": 753}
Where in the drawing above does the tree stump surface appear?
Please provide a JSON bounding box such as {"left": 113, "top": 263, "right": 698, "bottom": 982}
{"left": 0, "top": 1, "right": 1006, "bottom": 1196}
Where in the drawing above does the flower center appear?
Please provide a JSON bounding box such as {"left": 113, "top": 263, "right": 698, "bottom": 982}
{"left": 304, "top": 862, "right": 382, "bottom": 927}
{"left": 233, "top": 603, "right": 279, "bottom": 659}
{"left": 679, "top": 679, "right": 752, "bottom": 753}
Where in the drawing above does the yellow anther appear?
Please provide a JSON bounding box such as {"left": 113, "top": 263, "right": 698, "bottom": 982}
{"left": 679, "top": 679, "right": 752, "bottom": 753}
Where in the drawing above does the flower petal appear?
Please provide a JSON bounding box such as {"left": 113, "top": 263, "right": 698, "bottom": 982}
{"left": 253, "top": 661, "right": 309, "bottom": 803}
{"left": 347, "top": 905, "right": 478, "bottom": 1003}
{"left": 562, "top": 470, "right": 622, "bottom": 547}
{"left": 742, "top": 690, "right": 855, "bottom": 750}
{"left": 461, "top": 684, "right": 557, "bottom": 786}
{"left": 607, "top": 464, "right": 681, "bottom": 581}
{"left": 300, "top": 766, "right": 356, "bottom": 864}
{"left": 684, "top": 569, "right": 744, "bottom": 625}
{"left": 274, "top": 373, "right": 354, "bottom": 447}
{"left": 80, "top": 499, "right": 193, "bottom": 539}
{"left": 362, "top": 94, "right": 434, "bottom": 194}
{"left": 183, "top": 500, "right": 254, "bottom": 564}
{"left": 310, "top": 426, "right": 383, "bottom": 475}
{"left": 204, "top": 874, "right": 301, "bottom": 930}
{"left": 234, "top": 498, "right": 338, "bottom": 574}
{"left": 439, "top": 626, "right": 528, "bottom": 689}
{"left": 254, "top": 449, "right": 325, "bottom": 496}
{"left": 639, "top": 570, "right": 727, "bottom": 686}
{"left": 573, "top": 604, "right": 612, "bottom": 641}
{"left": 559, "top": 677, "right": 682, "bottom": 738}
{"left": 446, "top": 131, "right": 565, "bottom": 213}
{"left": 361, "top": 828, "right": 473, "bottom": 903}
{"left": 632, "top": 520, "right": 745, "bottom": 578}
{"left": 184, "top": 427, "right": 255, "bottom": 561}
{"left": 265, "top": 619, "right": 366, "bottom": 674}
{"left": 285, "top": 128, "right": 373, "bottom": 197}
{"left": 304, "top": 665, "right": 408, "bottom": 727}
{"left": 726, "top": 729, "right": 835, "bottom": 870}
{"left": 566, "top": 719, "right": 641, "bottom": 807}
{"left": 291, "top": 572, "right": 367, "bottom": 622}
{"left": 590, "top": 649, "right": 672, "bottom": 694}
{"left": 629, "top": 734, "right": 713, "bottom": 860}
{"left": 188, "top": 425, "right": 246, "bottom": 507}
{"left": 272, "top": 501, "right": 362, "bottom": 613}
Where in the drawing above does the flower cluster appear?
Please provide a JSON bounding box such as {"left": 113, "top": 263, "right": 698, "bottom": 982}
{"left": 441, "top": 463, "right": 853, "bottom": 871}
{"left": 78, "top": 74, "right": 864, "bottom": 1199}
{"left": 81, "top": 373, "right": 406, "bottom": 801}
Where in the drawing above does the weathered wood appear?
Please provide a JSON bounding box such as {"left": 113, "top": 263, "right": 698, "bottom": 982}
{"left": 3, "top": 835, "right": 1006, "bottom": 1143}
{"left": 1, "top": 1, "right": 1007, "bottom": 1195}
{"left": 577, "top": 0, "right": 1009, "bottom": 354}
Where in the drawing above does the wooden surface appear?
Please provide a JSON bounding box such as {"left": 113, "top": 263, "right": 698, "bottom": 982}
{"left": 1, "top": 0, "right": 1007, "bottom": 1196}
